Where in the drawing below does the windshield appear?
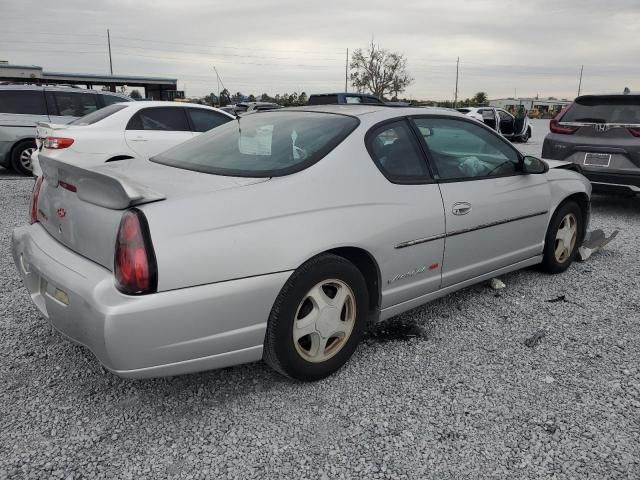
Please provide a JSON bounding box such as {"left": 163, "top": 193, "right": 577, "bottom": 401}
{"left": 562, "top": 96, "right": 640, "bottom": 124}
{"left": 151, "top": 111, "right": 359, "bottom": 177}
{"left": 69, "top": 104, "right": 128, "bottom": 125}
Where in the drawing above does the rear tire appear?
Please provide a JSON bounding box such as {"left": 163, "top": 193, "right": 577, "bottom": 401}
{"left": 263, "top": 254, "right": 368, "bottom": 381}
{"left": 11, "top": 140, "right": 36, "bottom": 176}
{"left": 541, "top": 201, "right": 583, "bottom": 274}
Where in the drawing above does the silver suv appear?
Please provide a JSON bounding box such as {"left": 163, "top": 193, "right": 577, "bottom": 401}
{"left": 0, "top": 85, "right": 131, "bottom": 175}
{"left": 542, "top": 92, "right": 640, "bottom": 196}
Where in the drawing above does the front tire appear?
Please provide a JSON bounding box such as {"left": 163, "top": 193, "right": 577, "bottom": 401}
{"left": 519, "top": 128, "right": 531, "bottom": 143}
{"left": 263, "top": 254, "right": 368, "bottom": 381}
{"left": 541, "top": 201, "right": 583, "bottom": 274}
{"left": 11, "top": 140, "right": 36, "bottom": 176}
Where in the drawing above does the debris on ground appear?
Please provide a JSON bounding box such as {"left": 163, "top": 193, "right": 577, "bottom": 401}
{"left": 578, "top": 229, "right": 619, "bottom": 261}
{"left": 546, "top": 295, "right": 567, "bottom": 303}
{"left": 489, "top": 278, "right": 506, "bottom": 290}
{"left": 524, "top": 329, "right": 546, "bottom": 348}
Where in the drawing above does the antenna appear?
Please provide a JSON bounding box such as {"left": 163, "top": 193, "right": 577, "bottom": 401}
{"left": 107, "top": 29, "right": 113, "bottom": 75}
{"left": 577, "top": 65, "right": 583, "bottom": 96}
{"left": 453, "top": 57, "right": 459, "bottom": 108}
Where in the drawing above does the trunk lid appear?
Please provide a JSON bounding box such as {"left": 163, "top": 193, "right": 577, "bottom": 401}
{"left": 37, "top": 156, "right": 268, "bottom": 269}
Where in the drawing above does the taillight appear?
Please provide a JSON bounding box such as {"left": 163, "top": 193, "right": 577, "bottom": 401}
{"left": 29, "top": 176, "right": 43, "bottom": 224}
{"left": 43, "top": 137, "right": 74, "bottom": 149}
{"left": 549, "top": 105, "right": 578, "bottom": 135}
{"left": 114, "top": 209, "right": 157, "bottom": 295}
{"left": 628, "top": 128, "right": 640, "bottom": 137}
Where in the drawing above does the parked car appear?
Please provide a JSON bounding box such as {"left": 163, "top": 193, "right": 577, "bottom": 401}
{"left": 457, "top": 106, "right": 532, "bottom": 142}
{"left": 0, "top": 84, "right": 132, "bottom": 175}
{"left": 13, "top": 105, "right": 591, "bottom": 381}
{"left": 235, "top": 101, "right": 282, "bottom": 114}
{"left": 308, "top": 92, "right": 385, "bottom": 105}
{"left": 542, "top": 92, "right": 640, "bottom": 196}
{"left": 31, "top": 101, "right": 234, "bottom": 176}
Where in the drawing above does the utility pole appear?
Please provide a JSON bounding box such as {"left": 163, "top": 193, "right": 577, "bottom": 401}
{"left": 107, "top": 29, "right": 113, "bottom": 75}
{"left": 344, "top": 48, "right": 349, "bottom": 92}
{"left": 577, "top": 65, "right": 584, "bottom": 96}
{"left": 214, "top": 66, "right": 227, "bottom": 106}
{"left": 453, "top": 56, "right": 459, "bottom": 108}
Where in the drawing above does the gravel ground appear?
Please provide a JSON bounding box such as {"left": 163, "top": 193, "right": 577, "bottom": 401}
{"left": 1, "top": 146, "right": 639, "bottom": 479}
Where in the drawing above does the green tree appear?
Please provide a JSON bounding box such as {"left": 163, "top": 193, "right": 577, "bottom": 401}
{"left": 298, "top": 91, "right": 308, "bottom": 105}
{"left": 260, "top": 93, "right": 272, "bottom": 102}
{"left": 231, "top": 91, "right": 244, "bottom": 103}
{"left": 129, "top": 89, "right": 142, "bottom": 99}
{"left": 248, "top": 94, "right": 256, "bottom": 102}
{"left": 219, "top": 89, "right": 231, "bottom": 106}
{"left": 350, "top": 41, "right": 413, "bottom": 99}
{"left": 472, "top": 92, "right": 488, "bottom": 106}
{"left": 203, "top": 92, "right": 218, "bottom": 106}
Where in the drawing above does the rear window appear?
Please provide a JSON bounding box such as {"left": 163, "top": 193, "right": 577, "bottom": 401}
{"left": 562, "top": 96, "right": 640, "bottom": 124}
{"left": 70, "top": 104, "right": 128, "bottom": 125}
{"left": 308, "top": 95, "right": 338, "bottom": 105}
{"left": 0, "top": 90, "right": 46, "bottom": 115}
{"left": 151, "top": 111, "right": 359, "bottom": 177}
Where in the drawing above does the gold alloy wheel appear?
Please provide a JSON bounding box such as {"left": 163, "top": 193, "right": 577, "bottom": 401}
{"left": 292, "top": 279, "right": 356, "bottom": 363}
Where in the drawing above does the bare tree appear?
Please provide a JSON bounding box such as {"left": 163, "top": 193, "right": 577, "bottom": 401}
{"left": 350, "top": 42, "right": 413, "bottom": 99}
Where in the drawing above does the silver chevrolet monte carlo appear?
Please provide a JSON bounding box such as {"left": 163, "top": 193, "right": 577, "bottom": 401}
{"left": 12, "top": 105, "right": 591, "bottom": 381}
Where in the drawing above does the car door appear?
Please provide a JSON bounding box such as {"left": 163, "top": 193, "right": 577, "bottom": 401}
{"left": 497, "top": 109, "right": 515, "bottom": 136}
{"left": 479, "top": 108, "right": 498, "bottom": 131}
{"left": 366, "top": 119, "right": 446, "bottom": 307}
{"left": 124, "top": 107, "right": 194, "bottom": 157}
{"left": 412, "top": 116, "right": 550, "bottom": 287}
{"left": 186, "top": 108, "right": 233, "bottom": 135}
{"left": 46, "top": 90, "right": 99, "bottom": 124}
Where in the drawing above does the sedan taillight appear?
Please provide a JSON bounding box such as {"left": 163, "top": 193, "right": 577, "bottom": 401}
{"left": 114, "top": 209, "right": 157, "bottom": 295}
{"left": 43, "top": 137, "right": 74, "bottom": 149}
{"left": 29, "top": 176, "right": 43, "bottom": 224}
{"left": 628, "top": 127, "right": 640, "bottom": 137}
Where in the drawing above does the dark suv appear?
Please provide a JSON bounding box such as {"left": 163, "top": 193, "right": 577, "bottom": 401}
{"left": 0, "top": 85, "right": 131, "bottom": 175}
{"left": 542, "top": 92, "right": 640, "bottom": 195}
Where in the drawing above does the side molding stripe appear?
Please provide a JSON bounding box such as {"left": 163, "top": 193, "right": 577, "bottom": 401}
{"left": 395, "top": 210, "right": 548, "bottom": 249}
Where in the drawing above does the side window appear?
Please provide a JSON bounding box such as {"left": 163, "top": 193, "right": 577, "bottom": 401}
{"left": 367, "top": 120, "right": 430, "bottom": 183}
{"left": 53, "top": 92, "right": 98, "bottom": 117}
{"left": 126, "top": 107, "right": 190, "bottom": 131}
{"left": 413, "top": 117, "right": 521, "bottom": 180}
{"left": 0, "top": 90, "right": 47, "bottom": 115}
{"left": 344, "top": 96, "right": 362, "bottom": 104}
{"left": 188, "top": 108, "right": 232, "bottom": 132}
{"left": 101, "top": 94, "right": 128, "bottom": 106}
{"left": 497, "top": 110, "right": 512, "bottom": 121}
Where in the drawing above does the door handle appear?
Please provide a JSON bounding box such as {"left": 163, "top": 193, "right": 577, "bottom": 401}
{"left": 452, "top": 202, "right": 472, "bottom": 215}
{"left": 130, "top": 138, "right": 148, "bottom": 142}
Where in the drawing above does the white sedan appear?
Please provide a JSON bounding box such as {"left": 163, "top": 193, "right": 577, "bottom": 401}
{"left": 32, "top": 101, "right": 234, "bottom": 175}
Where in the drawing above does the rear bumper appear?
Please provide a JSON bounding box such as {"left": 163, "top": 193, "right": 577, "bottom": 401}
{"left": 583, "top": 171, "right": 640, "bottom": 194}
{"left": 12, "top": 223, "right": 291, "bottom": 378}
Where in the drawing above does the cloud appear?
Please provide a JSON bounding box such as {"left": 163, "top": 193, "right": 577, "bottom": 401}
{"left": 1, "top": 0, "right": 638, "bottom": 99}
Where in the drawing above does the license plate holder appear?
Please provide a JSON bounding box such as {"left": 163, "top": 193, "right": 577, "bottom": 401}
{"left": 584, "top": 152, "right": 611, "bottom": 167}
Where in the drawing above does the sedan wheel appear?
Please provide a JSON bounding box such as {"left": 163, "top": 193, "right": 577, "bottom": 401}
{"left": 541, "top": 200, "right": 583, "bottom": 274}
{"left": 264, "top": 254, "right": 368, "bottom": 381}
{"left": 11, "top": 141, "right": 37, "bottom": 176}
{"left": 293, "top": 279, "right": 356, "bottom": 363}
{"left": 554, "top": 213, "right": 577, "bottom": 263}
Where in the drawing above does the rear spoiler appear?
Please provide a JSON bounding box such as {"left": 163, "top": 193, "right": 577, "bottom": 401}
{"left": 35, "top": 121, "right": 70, "bottom": 131}
{"left": 40, "top": 155, "right": 165, "bottom": 210}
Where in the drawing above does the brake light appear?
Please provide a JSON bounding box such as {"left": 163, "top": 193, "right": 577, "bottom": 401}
{"left": 628, "top": 128, "right": 640, "bottom": 137}
{"left": 29, "top": 176, "right": 43, "bottom": 224}
{"left": 549, "top": 105, "right": 578, "bottom": 135}
{"left": 114, "top": 209, "right": 157, "bottom": 295}
{"left": 43, "top": 137, "right": 74, "bottom": 149}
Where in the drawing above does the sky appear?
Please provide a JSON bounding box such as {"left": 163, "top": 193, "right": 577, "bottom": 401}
{"left": 1, "top": 0, "right": 639, "bottom": 101}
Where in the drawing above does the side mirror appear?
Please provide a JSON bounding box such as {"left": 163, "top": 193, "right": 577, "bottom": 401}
{"left": 522, "top": 156, "right": 549, "bottom": 174}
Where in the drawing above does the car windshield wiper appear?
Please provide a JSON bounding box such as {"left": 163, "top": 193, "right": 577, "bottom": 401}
{"left": 572, "top": 117, "right": 607, "bottom": 123}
